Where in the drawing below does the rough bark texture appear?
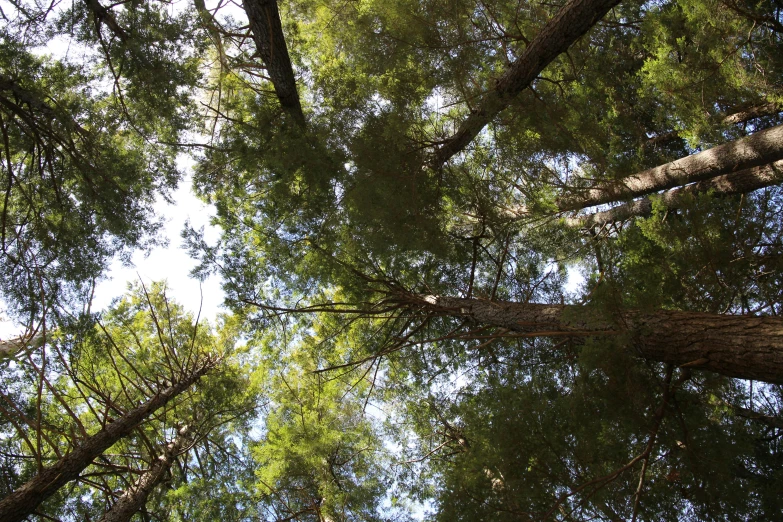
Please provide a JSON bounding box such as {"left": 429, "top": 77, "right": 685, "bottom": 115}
{"left": 416, "top": 295, "right": 783, "bottom": 384}
{"left": 242, "top": 0, "right": 306, "bottom": 127}
{"left": 558, "top": 124, "right": 783, "bottom": 211}
{"left": 0, "top": 363, "right": 213, "bottom": 522}
{"left": 83, "top": 0, "right": 129, "bottom": 42}
{"left": 644, "top": 103, "right": 783, "bottom": 148}
{"left": 429, "top": 0, "right": 621, "bottom": 169}
{"left": 97, "top": 426, "right": 191, "bottom": 522}
{"left": 722, "top": 102, "right": 782, "bottom": 125}
{"left": 568, "top": 159, "right": 783, "bottom": 228}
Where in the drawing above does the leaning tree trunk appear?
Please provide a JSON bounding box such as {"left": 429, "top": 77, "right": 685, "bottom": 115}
{"left": 0, "top": 361, "right": 214, "bottom": 522}
{"left": 644, "top": 102, "right": 782, "bottom": 148}
{"left": 242, "top": 0, "right": 306, "bottom": 127}
{"left": 411, "top": 295, "right": 783, "bottom": 384}
{"left": 722, "top": 102, "right": 782, "bottom": 125}
{"left": 568, "top": 159, "right": 783, "bottom": 228}
{"left": 557, "top": 123, "right": 783, "bottom": 211}
{"left": 97, "top": 426, "right": 192, "bottom": 522}
{"left": 429, "top": 0, "right": 621, "bottom": 169}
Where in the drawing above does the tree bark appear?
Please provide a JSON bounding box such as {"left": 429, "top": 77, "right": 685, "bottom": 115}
{"left": 567, "top": 159, "right": 783, "bottom": 228}
{"left": 411, "top": 295, "right": 783, "bottom": 384}
{"left": 557, "top": 124, "right": 783, "bottom": 211}
{"left": 429, "top": 0, "right": 621, "bottom": 169}
{"left": 0, "top": 333, "right": 44, "bottom": 361}
{"left": 731, "top": 405, "right": 783, "bottom": 429}
{"left": 644, "top": 103, "right": 783, "bottom": 148}
{"left": 242, "top": 0, "right": 306, "bottom": 127}
{"left": 722, "top": 102, "right": 782, "bottom": 125}
{"left": 0, "top": 362, "right": 213, "bottom": 522}
{"left": 83, "top": 0, "right": 129, "bottom": 42}
{"left": 97, "top": 426, "right": 192, "bottom": 522}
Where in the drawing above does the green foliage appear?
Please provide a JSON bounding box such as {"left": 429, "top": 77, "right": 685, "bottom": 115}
{"left": 0, "top": 38, "right": 184, "bottom": 320}
{"left": 246, "top": 313, "right": 395, "bottom": 522}
{"left": 599, "top": 188, "right": 783, "bottom": 314}
{"left": 3, "top": 0, "right": 783, "bottom": 519}
{"left": 0, "top": 283, "right": 257, "bottom": 520}
{"left": 396, "top": 339, "right": 782, "bottom": 521}
{"left": 637, "top": 0, "right": 783, "bottom": 143}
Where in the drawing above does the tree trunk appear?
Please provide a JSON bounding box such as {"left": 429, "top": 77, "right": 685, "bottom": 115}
{"left": 644, "top": 103, "right": 782, "bottom": 148}
{"left": 557, "top": 124, "right": 783, "bottom": 211}
{"left": 242, "top": 0, "right": 306, "bottom": 127}
{"left": 567, "top": 159, "right": 783, "bottom": 228}
{"left": 412, "top": 295, "right": 783, "bottom": 384}
{"left": 429, "top": 0, "right": 621, "bottom": 169}
{"left": 0, "top": 362, "right": 213, "bottom": 522}
{"left": 731, "top": 404, "right": 783, "bottom": 429}
{"left": 0, "top": 333, "right": 44, "bottom": 361}
{"left": 97, "top": 426, "right": 192, "bottom": 522}
{"left": 83, "top": 0, "right": 128, "bottom": 42}
{"left": 722, "top": 102, "right": 782, "bottom": 125}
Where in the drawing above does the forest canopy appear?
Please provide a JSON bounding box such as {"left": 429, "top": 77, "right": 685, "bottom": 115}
{"left": 1, "top": 0, "right": 782, "bottom": 520}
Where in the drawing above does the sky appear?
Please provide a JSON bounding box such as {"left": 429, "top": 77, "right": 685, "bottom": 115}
{"left": 91, "top": 173, "right": 225, "bottom": 319}
{"left": 0, "top": 163, "right": 588, "bottom": 339}
{"left": 0, "top": 165, "right": 226, "bottom": 340}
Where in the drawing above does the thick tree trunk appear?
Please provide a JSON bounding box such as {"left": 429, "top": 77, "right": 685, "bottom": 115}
{"left": 242, "top": 0, "right": 306, "bottom": 127}
{"left": 0, "top": 333, "right": 44, "bottom": 361}
{"left": 567, "top": 159, "right": 783, "bottom": 228}
{"left": 557, "top": 124, "right": 783, "bottom": 211}
{"left": 429, "top": 0, "right": 621, "bottom": 169}
{"left": 413, "top": 295, "right": 783, "bottom": 384}
{"left": 97, "top": 426, "right": 192, "bottom": 522}
{"left": 0, "top": 362, "right": 213, "bottom": 522}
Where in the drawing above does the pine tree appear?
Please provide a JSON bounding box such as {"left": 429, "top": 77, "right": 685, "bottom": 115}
{"left": 97, "top": 426, "right": 192, "bottom": 522}
{"left": 3, "top": 0, "right": 783, "bottom": 518}
{"left": 0, "top": 359, "right": 214, "bottom": 522}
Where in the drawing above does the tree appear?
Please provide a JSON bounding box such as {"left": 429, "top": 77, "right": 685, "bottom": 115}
{"left": 188, "top": 0, "right": 783, "bottom": 517}
{"left": 556, "top": 124, "right": 783, "bottom": 212}
{"left": 428, "top": 0, "right": 623, "bottom": 168}
{"left": 0, "top": 8, "right": 198, "bottom": 321}
{"left": 400, "top": 293, "right": 783, "bottom": 383}
{"left": 0, "top": 347, "right": 215, "bottom": 522}
{"left": 242, "top": 0, "right": 306, "bottom": 127}
{"left": 402, "top": 347, "right": 783, "bottom": 520}
{"left": 3, "top": 0, "right": 783, "bottom": 519}
{"left": 97, "top": 425, "right": 192, "bottom": 522}
{"left": 567, "top": 160, "right": 783, "bottom": 228}
{"left": 0, "top": 283, "right": 248, "bottom": 521}
{"left": 246, "top": 310, "right": 396, "bottom": 522}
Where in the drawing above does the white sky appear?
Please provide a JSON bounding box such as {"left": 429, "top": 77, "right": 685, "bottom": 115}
{"left": 90, "top": 171, "right": 225, "bottom": 322}
{"left": 0, "top": 165, "right": 225, "bottom": 340}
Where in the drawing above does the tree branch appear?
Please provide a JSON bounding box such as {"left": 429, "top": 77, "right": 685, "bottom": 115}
{"left": 429, "top": 0, "right": 621, "bottom": 169}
